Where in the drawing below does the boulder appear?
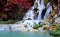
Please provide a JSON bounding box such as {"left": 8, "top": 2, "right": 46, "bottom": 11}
{"left": 55, "top": 17, "right": 60, "bottom": 24}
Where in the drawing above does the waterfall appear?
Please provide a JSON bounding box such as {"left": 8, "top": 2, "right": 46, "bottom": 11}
{"left": 37, "top": 0, "right": 45, "bottom": 20}
{"left": 44, "top": 2, "right": 52, "bottom": 19}
{"left": 0, "top": 0, "right": 53, "bottom": 31}
{"left": 23, "top": 0, "right": 45, "bottom": 20}
{"left": 16, "top": 0, "right": 52, "bottom": 25}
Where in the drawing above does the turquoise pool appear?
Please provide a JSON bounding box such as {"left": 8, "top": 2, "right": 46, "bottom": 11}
{"left": 0, "top": 31, "right": 53, "bottom": 37}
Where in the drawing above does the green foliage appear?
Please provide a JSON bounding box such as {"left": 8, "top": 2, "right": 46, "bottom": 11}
{"left": 0, "top": 20, "right": 18, "bottom": 24}
{"left": 57, "top": 24, "right": 60, "bottom": 30}
{"left": 49, "top": 30, "right": 60, "bottom": 36}
{"left": 33, "top": 24, "right": 43, "bottom": 29}
{"left": 44, "top": 0, "right": 49, "bottom": 5}
{"left": 49, "top": 24, "right": 60, "bottom": 36}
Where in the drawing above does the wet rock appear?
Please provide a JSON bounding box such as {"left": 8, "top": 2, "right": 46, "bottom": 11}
{"left": 55, "top": 17, "right": 60, "bottom": 24}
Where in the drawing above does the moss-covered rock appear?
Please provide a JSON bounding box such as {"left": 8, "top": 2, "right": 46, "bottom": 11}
{"left": 33, "top": 24, "right": 43, "bottom": 29}
{"left": 49, "top": 30, "right": 60, "bottom": 36}
{"left": 49, "top": 24, "right": 60, "bottom": 36}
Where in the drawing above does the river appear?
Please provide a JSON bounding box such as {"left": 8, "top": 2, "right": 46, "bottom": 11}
{"left": 0, "top": 31, "right": 54, "bottom": 37}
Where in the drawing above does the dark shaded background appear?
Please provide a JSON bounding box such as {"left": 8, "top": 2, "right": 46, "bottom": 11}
{"left": 0, "top": 0, "right": 35, "bottom": 21}
{"left": 0, "top": 0, "right": 58, "bottom": 21}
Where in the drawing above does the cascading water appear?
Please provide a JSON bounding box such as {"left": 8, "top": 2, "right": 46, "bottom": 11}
{"left": 22, "top": 0, "right": 45, "bottom": 25}
{"left": 44, "top": 2, "right": 52, "bottom": 19}
{"left": 0, "top": 0, "right": 52, "bottom": 31}
{"left": 16, "top": 0, "right": 52, "bottom": 25}
{"left": 23, "top": 0, "right": 45, "bottom": 20}
{"left": 37, "top": 0, "right": 45, "bottom": 20}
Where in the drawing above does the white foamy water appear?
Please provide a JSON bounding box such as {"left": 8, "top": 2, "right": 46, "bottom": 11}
{"left": 0, "top": 0, "right": 52, "bottom": 31}
{"left": 22, "top": 0, "right": 45, "bottom": 26}
{"left": 44, "top": 2, "right": 52, "bottom": 19}
{"left": 23, "top": 0, "right": 45, "bottom": 20}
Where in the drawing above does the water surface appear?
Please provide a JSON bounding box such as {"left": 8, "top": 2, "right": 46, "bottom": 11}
{"left": 0, "top": 31, "right": 53, "bottom": 37}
